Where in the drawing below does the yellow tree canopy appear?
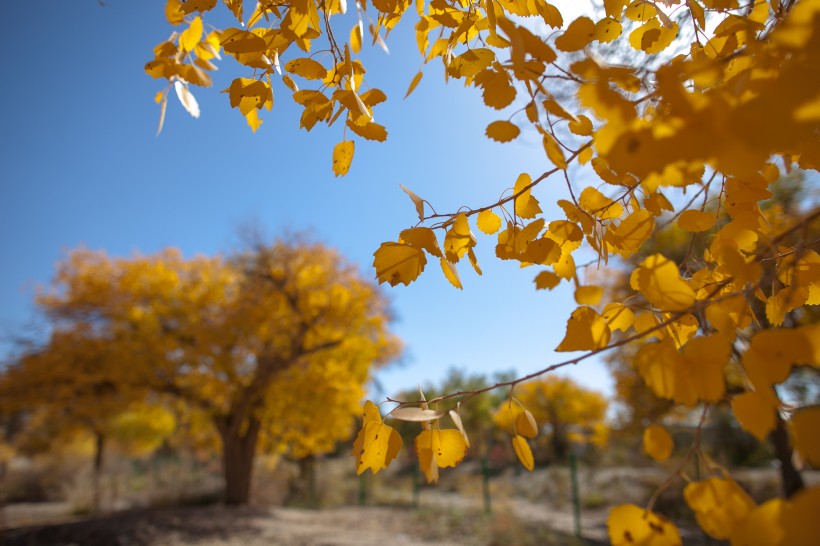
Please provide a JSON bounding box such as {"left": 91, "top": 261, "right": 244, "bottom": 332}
{"left": 34, "top": 241, "right": 400, "bottom": 461}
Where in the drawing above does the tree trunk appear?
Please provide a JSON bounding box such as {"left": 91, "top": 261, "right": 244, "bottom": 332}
{"left": 770, "top": 413, "right": 804, "bottom": 498}
{"left": 219, "top": 417, "right": 261, "bottom": 505}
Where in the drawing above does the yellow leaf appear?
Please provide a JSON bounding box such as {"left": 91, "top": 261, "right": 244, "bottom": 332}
{"left": 575, "top": 285, "right": 603, "bottom": 305}
{"left": 224, "top": 0, "right": 244, "bottom": 22}
{"left": 579, "top": 186, "right": 623, "bottom": 220}
{"left": 220, "top": 27, "right": 267, "bottom": 55}
{"left": 782, "top": 486, "right": 820, "bottom": 546}
{"left": 630, "top": 254, "right": 696, "bottom": 311}
{"left": 568, "top": 114, "right": 594, "bottom": 136}
{"left": 606, "top": 210, "right": 655, "bottom": 257}
{"left": 475, "top": 69, "right": 516, "bottom": 109}
{"left": 352, "top": 401, "right": 403, "bottom": 475}
{"left": 542, "top": 133, "right": 567, "bottom": 169}
{"left": 602, "top": 303, "right": 634, "bottom": 332}
{"left": 486, "top": 120, "right": 521, "bottom": 142}
{"left": 765, "top": 286, "right": 809, "bottom": 327}
{"left": 400, "top": 184, "right": 425, "bottom": 221}
{"left": 477, "top": 209, "right": 502, "bottom": 235}
{"left": 624, "top": 0, "right": 657, "bottom": 22}
{"left": 629, "top": 18, "right": 678, "bottom": 54}
{"left": 415, "top": 429, "right": 468, "bottom": 483}
{"left": 636, "top": 340, "right": 697, "bottom": 406}
{"left": 443, "top": 213, "right": 474, "bottom": 262}
{"left": 644, "top": 191, "right": 674, "bottom": 216}
{"left": 537, "top": 1, "right": 562, "bottom": 28}
{"left": 372, "top": 242, "right": 427, "bottom": 286}
{"left": 404, "top": 71, "right": 423, "bottom": 99}
{"left": 663, "top": 313, "right": 699, "bottom": 349}
{"left": 729, "top": 498, "right": 785, "bottom": 546}
{"left": 595, "top": 17, "right": 623, "bottom": 43}
{"left": 447, "top": 48, "right": 495, "bottom": 79}
{"left": 521, "top": 238, "right": 562, "bottom": 265}
{"left": 165, "top": 0, "right": 184, "bottom": 25}
{"left": 512, "top": 434, "right": 534, "bottom": 470}
{"left": 643, "top": 424, "right": 674, "bottom": 461}
{"left": 439, "top": 258, "right": 463, "bottom": 289}
{"left": 332, "top": 140, "right": 354, "bottom": 177}
{"left": 285, "top": 58, "right": 328, "bottom": 80}
{"left": 732, "top": 390, "right": 777, "bottom": 442}
{"left": 555, "top": 16, "right": 596, "bottom": 52}
{"left": 603, "top": 0, "right": 628, "bottom": 18}
{"left": 741, "top": 328, "right": 815, "bottom": 389}
{"left": 556, "top": 306, "right": 611, "bottom": 352}
{"left": 400, "top": 227, "right": 442, "bottom": 257}
{"left": 608, "top": 504, "right": 682, "bottom": 546}
{"left": 245, "top": 109, "right": 262, "bottom": 132}
{"left": 790, "top": 406, "right": 820, "bottom": 467}
{"left": 179, "top": 16, "right": 204, "bottom": 53}
{"left": 681, "top": 334, "right": 729, "bottom": 402}
{"left": 346, "top": 119, "right": 388, "bottom": 141}
{"left": 534, "top": 270, "right": 562, "bottom": 290}
{"left": 515, "top": 409, "right": 538, "bottom": 438}
{"left": 224, "top": 78, "right": 272, "bottom": 115}
{"left": 678, "top": 210, "right": 717, "bottom": 232}
{"left": 179, "top": 0, "right": 217, "bottom": 14}
{"left": 350, "top": 22, "right": 363, "bottom": 53}
{"left": 513, "top": 173, "right": 542, "bottom": 219}
{"left": 684, "top": 478, "right": 756, "bottom": 540}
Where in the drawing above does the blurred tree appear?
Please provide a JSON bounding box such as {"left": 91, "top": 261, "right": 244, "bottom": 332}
{"left": 6, "top": 239, "right": 399, "bottom": 505}
{"left": 494, "top": 376, "right": 608, "bottom": 463}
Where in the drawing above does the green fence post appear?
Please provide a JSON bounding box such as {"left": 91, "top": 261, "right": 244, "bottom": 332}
{"left": 412, "top": 463, "right": 420, "bottom": 508}
{"left": 481, "top": 455, "right": 492, "bottom": 515}
{"left": 570, "top": 452, "right": 581, "bottom": 539}
{"left": 359, "top": 473, "right": 367, "bottom": 506}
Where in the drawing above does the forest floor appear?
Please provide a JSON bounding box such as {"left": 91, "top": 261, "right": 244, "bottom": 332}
{"left": 2, "top": 465, "right": 815, "bottom": 545}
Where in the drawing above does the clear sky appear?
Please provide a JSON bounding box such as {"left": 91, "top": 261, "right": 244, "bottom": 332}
{"left": 0, "top": 1, "right": 613, "bottom": 400}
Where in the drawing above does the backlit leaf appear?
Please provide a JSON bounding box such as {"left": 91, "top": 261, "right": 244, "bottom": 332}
{"left": 400, "top": 184, "right": 425, "bottom": 220}
{"left": 602, "top": 303, "right": 634, "bottom": 332}
{"left": 400, "top": 227, "right": 442, "bottom": 257}
{"left": 486, "top": 120, "right": 520, "bottom": 142}
{"left": 684, "top": 478, "right": 756, "bottom": 540}
{"left": 405, "top": 71, "right": 423, "bottom": 99}
{"left": 512, "top": 434, "right": 534, "bottom": 470}
{"left": 556, "top": 306, "right": 611, "bottom": 352}
{"left": 286, "top": 58, "right": 328, "bottom": 80}
{"left": 332, "top": 140, "right": 354, "bottom": 177}
{"left": 165, "top": 0, "right": 185, "bottom": 25}
{"left": 352, "top": 401, "right": 404, "bottom": 475}
{"left": 390, "top": 407, "right": 444, "bottom": 422}
{"left": 543, "top": 133, "right": 567, "bottom": 169}
{"left": 790, "top": 406, "right": 820, "bottom": 467}
{"left": 440, "top": 258, "right": 463, "bottom": 289}
{"left": 678, "top": 210, "right": 717, "bottom": 232}
{"left": 372, "top": 242, "right": 427, "bottom": 286}
{"left": 179, "top": 16, "right": 204, "bottom": 52}
{"left": 515, "top": 409, "right": 538, "bottom": 438}
{"left": 415, "top": 429, "right": 468, "bottom": 483}
{"left": 643, "top": 424, "right": 674, "bottom": 461}
{"left": 630, "top": 254, "right": 696, "bottom": 311}
{"left": 477, "top": 209, "right": 502, "bottom": 235}
{"left": 174, "top": 81, "right": 201, "bottom": 118}
{"left": 575, "top": 285, "right": 603, "bottom": 305}
{"left": 534, "top": 270, "right": 562, "bottom": 290}
{"left": 608, "top": 504, "right": 682, "bottom": 546}
{"left": 555, "top": 17, "right": 596, "bottom": 52}
{"left": 732, "top": 390, "right": 777, "bottom": 442}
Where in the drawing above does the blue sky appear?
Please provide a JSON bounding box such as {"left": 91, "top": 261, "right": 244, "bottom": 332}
{"left": 0, "top": 1, "right": 613, "bottom": 399}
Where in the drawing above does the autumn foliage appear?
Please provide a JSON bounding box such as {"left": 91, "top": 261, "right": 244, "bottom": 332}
{"left": 2, "top": 241, "right": 399, "bottom": 505}
{"left": 148, "top": 0, "right": 820, "bottom": 542}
